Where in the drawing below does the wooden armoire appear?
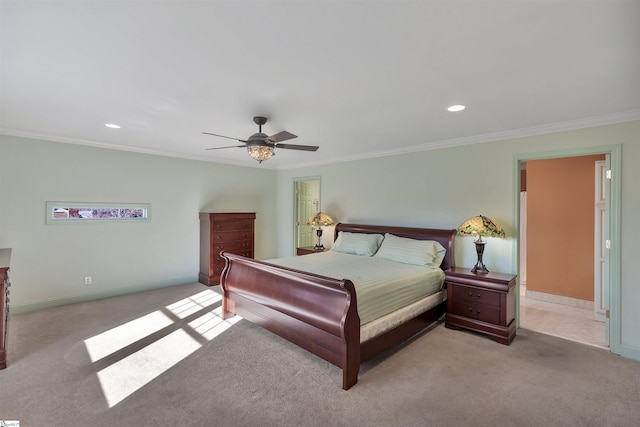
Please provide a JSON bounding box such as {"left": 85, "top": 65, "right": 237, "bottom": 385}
{"left": 199, "top": 212, "right": 255, "bottom": 286}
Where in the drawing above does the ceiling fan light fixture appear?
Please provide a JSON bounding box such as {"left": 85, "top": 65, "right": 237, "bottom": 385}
{"left": 203, "top": 116, "right": 317, "bottom": 163}
{"left": 247, "top": 145, "right": 274, "bottom": 163}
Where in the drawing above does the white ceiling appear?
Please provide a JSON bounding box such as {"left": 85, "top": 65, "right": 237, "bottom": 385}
{"left": 2, "top": 1, "right": 639, "bottom": 170}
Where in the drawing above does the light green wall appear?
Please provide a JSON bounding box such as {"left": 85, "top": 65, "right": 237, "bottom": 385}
{"left": 2, "top": 121, "right": 639, "bottom": 357}
{"left": 276, "top": 120, "right": 640, "bottom": 356}
{"left": 0, "top": 135, "right": 278, "bottom": 311}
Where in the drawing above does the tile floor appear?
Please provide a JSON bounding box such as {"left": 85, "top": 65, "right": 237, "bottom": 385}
{"left": 519, "top": 285, "right": 608, "bottom": 349}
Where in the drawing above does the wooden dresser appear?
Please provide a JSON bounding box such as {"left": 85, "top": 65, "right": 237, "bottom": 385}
{"left": 445, "top": 267, "right": 517, "bottom": 345}
{"left": 0, "top": 248, "right": 11, "bottom": 370}
{"left": 199, "top": 212, "right": 255, "bottom": 286}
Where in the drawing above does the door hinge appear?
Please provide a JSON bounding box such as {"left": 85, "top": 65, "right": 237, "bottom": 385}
{"left": 606, "top": 239, "right": 611, "bottom": 249}
{"left": 606, "top": 169, "right": 612, "bottom": 179}
{"left": 606, "top": 309, "right": 610, "bottom": 319}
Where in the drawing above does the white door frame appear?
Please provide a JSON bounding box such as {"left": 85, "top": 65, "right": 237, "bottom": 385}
{"left": 292, "top": 176, "right": 321, "bottom": 254}
{"left": 513, "top": 145, "right": 621, "bottom": 356}
{"left": 594, "top": 160, "right": 608, "bottom": 328}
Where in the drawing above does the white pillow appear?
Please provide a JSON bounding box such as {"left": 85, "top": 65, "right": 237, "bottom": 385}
{"left": 374, "top": 233, "right": 446, "bottom": 267}
{"left": 331, "top": 231, "right": 384, "bottom": 257}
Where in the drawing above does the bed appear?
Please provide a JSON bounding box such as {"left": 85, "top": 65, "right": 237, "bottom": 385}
{"left": 219, "top": 223, "right": 456, "bottom": 389}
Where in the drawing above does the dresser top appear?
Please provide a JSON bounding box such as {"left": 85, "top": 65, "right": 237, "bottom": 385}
{"left": 445, "top": 267, "right": 517, "bottom": 291}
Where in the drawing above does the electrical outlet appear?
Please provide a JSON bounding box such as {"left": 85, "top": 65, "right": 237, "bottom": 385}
{"left": 84, "top": 276, "right": 92, "bottom": 285}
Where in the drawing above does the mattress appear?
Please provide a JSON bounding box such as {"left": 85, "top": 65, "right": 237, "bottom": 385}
{"left": 267, "top": 251, "right": 445, "bottom": 326}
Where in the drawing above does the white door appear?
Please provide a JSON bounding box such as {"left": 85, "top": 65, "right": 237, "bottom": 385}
{"left": 296, "top": 181, "right": 315, "bottom": 248}
{"left": 594, "top": 160, "right": 609, "bottom": 345}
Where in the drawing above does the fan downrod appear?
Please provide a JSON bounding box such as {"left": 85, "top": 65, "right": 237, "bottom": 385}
{"left": 253, "top": 116, "right": 268, "bottom": 132}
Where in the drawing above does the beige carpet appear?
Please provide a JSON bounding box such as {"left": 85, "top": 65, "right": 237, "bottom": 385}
{"left": 1, "top": 282, "right": 639, "bottom": 426}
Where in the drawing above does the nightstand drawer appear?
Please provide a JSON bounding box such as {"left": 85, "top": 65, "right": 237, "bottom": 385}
{"left": 451, "top": 284, "right": 500, "bottom": 307}
{"left": 450, "top": 300, "right": 500, "bottom": 324}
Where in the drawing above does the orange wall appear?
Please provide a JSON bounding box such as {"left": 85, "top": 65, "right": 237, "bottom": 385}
{"left": 526, "top": 154, "right": 605, "bottom": 301}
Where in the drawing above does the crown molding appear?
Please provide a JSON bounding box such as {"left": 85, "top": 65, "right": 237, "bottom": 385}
{"left": 2, "top": 109, "right": 638, "bottom": 171}
{"left": 0, "top": 128, "right": 270, "bottom": 169}
{"left": 277, "top": 109, "right": 640, "bottom": 170}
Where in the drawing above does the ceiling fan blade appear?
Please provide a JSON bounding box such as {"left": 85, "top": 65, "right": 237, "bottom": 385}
{"left": 267, "top": 131, "right": 297, "bottom": 143}
{"left": 275, "top": 143, "right": 319, "bottom": 152}
{"left": 205, "top": 145, "right": 246, "bottom": 150}
{"left": 202, "top": 132, "right": 247, "bottom": 143}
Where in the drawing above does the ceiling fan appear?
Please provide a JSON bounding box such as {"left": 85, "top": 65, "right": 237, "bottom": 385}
{"left": 203, "top": 116, "right": 319, "bottom": 163}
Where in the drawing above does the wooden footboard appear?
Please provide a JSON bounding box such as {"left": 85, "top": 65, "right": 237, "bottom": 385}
{"left": 219, "top": 252, "right": 361, "bottom": 389}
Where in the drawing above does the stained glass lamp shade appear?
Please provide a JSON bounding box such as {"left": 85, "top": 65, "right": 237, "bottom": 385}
{"left": 307, "top": 213, "right": 335, "bottom": 250}
{"left": 247, "top": 145, "right": 274, "bottom": 163}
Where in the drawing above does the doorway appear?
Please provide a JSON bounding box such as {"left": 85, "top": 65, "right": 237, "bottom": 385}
{"left": 515, "top": 146, "right": 621, "bottom": 355}
{"left": 519, "top": 155, "right": 607, "bottom": 348}
{"left": 292, "top": 177, "right": 321, "bottom": 253}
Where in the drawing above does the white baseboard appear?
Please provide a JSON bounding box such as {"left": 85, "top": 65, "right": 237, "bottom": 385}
{"left": 10, "top": 277, "right": 198, "bottom": 314}
{"left": 525, "top": 289, "right": 594, "bottom": 310}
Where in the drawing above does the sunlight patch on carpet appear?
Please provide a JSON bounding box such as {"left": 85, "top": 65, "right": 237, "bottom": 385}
{"left": 165, "top": 289, "right": 221, "bottom": 319}
{"left": 188, "top": 306, "right": 242, "bottom": 341}
{"left": 88, "top": 289, "right": 241, "bottom": 407}
{"left": 97, "top": 329, "right": 201, "bottom": 407}
{"left": 84, "top": 311, "right": 173, "bottom": 362}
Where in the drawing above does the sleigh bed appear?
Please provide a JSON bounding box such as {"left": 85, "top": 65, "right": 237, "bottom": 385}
{"left": 219, "top": 223, "right": 456, "bottom": 389}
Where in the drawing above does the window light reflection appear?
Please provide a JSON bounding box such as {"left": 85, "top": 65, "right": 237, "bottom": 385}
{"left": 84, "top": 311, "right": 173, "bottom": 362}
{"left": 87, "top": 289, "right": 241, "bottom": 408}
{"left": 97, "top": 329, "right": 201, "bottom": 407}
{"left": 188, "top": 306, "right": 241, "bottom": 341}
{"left": 165, "top": 289, "right": 221, "bottom": 319}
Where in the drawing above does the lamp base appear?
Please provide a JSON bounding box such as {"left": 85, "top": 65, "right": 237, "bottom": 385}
{"left": 472, "top": 240, "right": 489, "bottom": 274}
{"left": 314, "top": 228, "right": 324, "bottom": 250}
{"left": 471, "top": 263, "right": 490, "bottom": 274}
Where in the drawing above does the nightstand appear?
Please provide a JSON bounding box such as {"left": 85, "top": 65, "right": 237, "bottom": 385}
{"left": 445, "top": 267, "right": 517, "bottom": 345}
{"left": 296, "top": 246, "right": 326, "bottom": 256}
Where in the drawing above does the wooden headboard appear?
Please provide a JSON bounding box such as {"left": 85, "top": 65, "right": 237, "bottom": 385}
{"left": 333, "top": 223, "right": 456, "bottom": 270}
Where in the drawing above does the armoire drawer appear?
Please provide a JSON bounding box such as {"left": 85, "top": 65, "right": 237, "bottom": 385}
{"left": 212, "top": 220, "right": 254, "bottom": 231}
{"left": 212, "top": 240, "right": 253, "bottom": 253}
{"left": 213, "top": 230, "right": 253, "bottom": 242}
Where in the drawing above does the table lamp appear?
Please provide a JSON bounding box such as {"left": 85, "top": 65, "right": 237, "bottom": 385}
{"left": 307, "top": 212, "right": 335, "bottom": 250}
{"left": 458, "top": 215, "right": 505, "bottom": 274}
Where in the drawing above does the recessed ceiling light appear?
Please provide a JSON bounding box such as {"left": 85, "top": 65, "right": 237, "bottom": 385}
{"left": 447, "top": 105, "right": 466, "bottom": 112}
{"left": 105, "top": 123, "right": 121, "bottom": 129}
